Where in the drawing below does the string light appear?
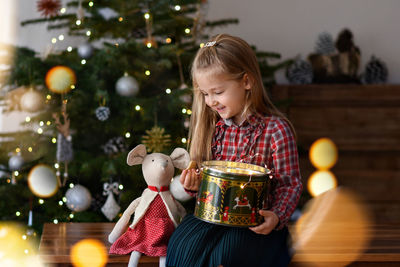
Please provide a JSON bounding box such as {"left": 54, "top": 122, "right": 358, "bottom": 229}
{"left": 119, "top": 184, "right": 124, "bottom": 190}
{"left": 144, "top": 13, "right": 150, "bottom": 19}
{"left": 38, "top": 199, "right": 44, "bottom": 204}
{"left": 16, "top": 147, "right": 21, "bottom": 153}
{"left": 16, "top": 211, "right": 21, "bottom": 216}
{"left": 118, "top": 17, "right": 123, "bottom": 22}
{"left": 58, "top": 35, "right": 64, "bottom": 41}
{"left": 69, "top": 214, "right": 74, "bottom": 219}
{"left": 25, "top": 116, "right": 31, "bottom": 122}
{"left": 187, "top": 109, "right": 192, "bottom": 115}
{"left": 125, "top": 132, "right": 131, "bottom": 138}
{"left": 46, "top": 94, "right": 52, "bottom": 100}
{"left": 60, "top": 7, "right": 66, "bottom": 14}
{"left": 39, "top": 121, "right": 44, "bottom": 126}
{"left": 185, "top": 28, "right": 191, "bottom": 34}
{"left": 165, "top": 88, "right": 171, "bottom": 94}
{"left": 14, "top": 171, "right": 19, "bottom": 177}
{"left": 62, "top": 197, "right": 67, "bottom": 202}
{"left": 24, "top": 249, "right": 29, "bottom": 254}
{"left": 146, "top": 42, "right": 152, "bottom": 48}
{"left": 86, "top": 31, "right": 91, "bottom": 36}
{"left": 37, "top": 128, "right": 43, "bottom": 134}
{"left": 81, "top": 59, "right": 86, "bottom": 65}
{"left": 51, "top": 38, "right": 57, "bottom": 44}
{"left": 200, "top": 43, "right": 205, "bottom": 48}
{"left": 28, "top": 147, "right": 33, "bottom": 152}
{"left": 47, "top": 121, "right": 51, "bottom": 125}
{"left": 52, "top": 137, "right": 57, "bottom": 143}
{"left": 58, "top": 201, "right": 63, "bottom": 206}
{"left": 165, "top": 38, "right": 172, "bottom": 44}
{"left": 67, "top": 46, "right": 73, "bottom": 52}
{"left": 135, "top": 105, "right": 141, "bottom": 111}
{"left": 53, "top": 219, "right": 58, "bottom": 224}
{"left": 182, "top": 108, "right": 187, "bottom": 114}
{"left": 181, "top": 138, "right": 187, "bottom": 144}
{"left": 69, "top": 183, "right": 74, "bottom": 188}
{"left": 76, "top": 20, "right": 81, "bottom": 26}
{"left": 54, "top": 163, "right": 59, "bottom": 169}
{"left": 22, "top": 235, "right": 27, "bottom": 240}
{"left": 174, "top": 5, "right": 181, "bottom": 11}
{"left": 145, "top": 70, "right": 150, "bottom": 76}
{"left": 88, "top": 1, "right": 94, "bottom": 7}
{"left": 71, "top": 85, "right": 75, "bottom": 89}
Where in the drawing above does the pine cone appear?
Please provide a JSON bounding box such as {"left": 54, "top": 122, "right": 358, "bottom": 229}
{"left": 286, "top": 59, "right": 313, "bottom": 84}
{"left": 315, "top": 32, "right": 336, "bottom": 55}
{"left": 362, "top": 56, "right": 388, "bottom": 84}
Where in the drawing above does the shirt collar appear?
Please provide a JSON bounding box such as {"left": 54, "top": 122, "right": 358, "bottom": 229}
{"left": 216, "top": 113, "right": 263, "bottom": 128}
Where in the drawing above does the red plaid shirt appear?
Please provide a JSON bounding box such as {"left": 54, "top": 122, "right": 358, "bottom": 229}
{"left": 212, "top": 114, "right": 302, "bottom": 229}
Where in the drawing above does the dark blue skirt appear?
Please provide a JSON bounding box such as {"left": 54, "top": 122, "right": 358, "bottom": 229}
{"left": 166, "top": 214, "right": 291, "bottom": 267}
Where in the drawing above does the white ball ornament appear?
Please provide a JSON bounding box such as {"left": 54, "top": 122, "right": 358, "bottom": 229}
{"left": 116, "top": 73, "right": 139, "bottom": 97}
{"left": 28, "top": 164, "right": 58, "bottom": 198}
{"left": 20, "top": 88, "right": 44, "bottom": 113}
{"left": 77, "top": 43, "right": 94, "bottom": 59}
{"left": 65, "top": 184, "right": 92, "bottom": 212}
{"left": 8, "top": 154, "right": 24, "bottom": 171}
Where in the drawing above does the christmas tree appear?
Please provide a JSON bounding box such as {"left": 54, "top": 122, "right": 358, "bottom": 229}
{"left": 0, "top": 0, "right": 290, "bottom": 237}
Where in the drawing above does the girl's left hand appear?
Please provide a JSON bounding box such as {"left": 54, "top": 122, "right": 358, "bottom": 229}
{"left": 249, "top": 210, "right": 279, "bottom": 235}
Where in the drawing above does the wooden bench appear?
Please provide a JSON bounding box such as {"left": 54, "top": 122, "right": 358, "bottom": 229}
{"left": 39, "top": 222, "right": 400, "bottom": 266}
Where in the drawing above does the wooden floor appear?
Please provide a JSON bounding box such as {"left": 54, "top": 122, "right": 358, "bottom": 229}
{"left": 39, "top": 222, "right": 400, "bottom": 266}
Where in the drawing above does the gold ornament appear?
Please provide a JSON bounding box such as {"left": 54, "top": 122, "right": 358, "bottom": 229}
{"left": 141, "top": 126, "right": 171, "bottom": 153}
{"left": 20, "top": 87, "right": 45, "bottom": 113}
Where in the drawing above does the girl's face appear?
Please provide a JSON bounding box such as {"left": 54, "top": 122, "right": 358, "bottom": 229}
{"left": 196, "top": 71, "right": 251, "bottom": 125}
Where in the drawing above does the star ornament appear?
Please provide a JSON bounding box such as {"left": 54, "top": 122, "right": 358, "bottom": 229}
{"left": 37, "top": 0, "right": 62, "bottom": 17}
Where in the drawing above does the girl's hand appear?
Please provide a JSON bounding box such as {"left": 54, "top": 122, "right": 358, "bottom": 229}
{"left": 180, "top": 169, "right": 201, "bottom": 191}
{"left": 249, "top": 210, "right": 279, "bottom": 235}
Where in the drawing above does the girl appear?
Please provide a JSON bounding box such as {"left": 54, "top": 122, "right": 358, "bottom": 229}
{"left": 166, "top": 34, "right": 302, "bottom": 267}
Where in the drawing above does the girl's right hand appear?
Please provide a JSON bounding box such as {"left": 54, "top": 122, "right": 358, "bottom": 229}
{"left": 180, "top": 169, "right": 201, "bottom": 191}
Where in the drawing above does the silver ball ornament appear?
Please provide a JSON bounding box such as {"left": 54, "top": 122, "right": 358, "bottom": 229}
{"left": 116, "top": 73, "right": 139, "bottom": 97}
{"left": 8, "top": 154, "right": 24, "bottom": 171}
{"left": 77, "top": 43, "right": 94, "bottom": 59}
{"left": 20, "top": 88, "right": 44, "bottom": 113}
{"left": 65, "top": 184, "right": 92, "bottom": 212}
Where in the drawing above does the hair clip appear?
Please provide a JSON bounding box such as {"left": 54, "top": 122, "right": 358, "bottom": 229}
{"left": 204, "top": 41, "right": 216, "bottom": 47}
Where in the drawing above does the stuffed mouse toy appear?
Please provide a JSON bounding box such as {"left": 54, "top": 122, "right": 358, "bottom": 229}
{"left": 108, "top": 144, "right": 190, "bottom": 267}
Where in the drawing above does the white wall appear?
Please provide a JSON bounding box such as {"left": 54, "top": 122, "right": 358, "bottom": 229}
{"left": 206, "top": 0, "right": 400, "bottom": 83}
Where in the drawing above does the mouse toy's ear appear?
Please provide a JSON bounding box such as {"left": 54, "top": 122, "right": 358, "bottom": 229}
{"left": 127, "top": 144, "right": 147, "bottom": 166}
{"left": 170, "top": 147, "right": 190, "bottom": 170}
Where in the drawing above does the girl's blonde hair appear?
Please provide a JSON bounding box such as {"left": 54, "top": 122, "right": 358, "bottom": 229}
{"left": 189, "top": 33, "right": 293, "bottom": 162}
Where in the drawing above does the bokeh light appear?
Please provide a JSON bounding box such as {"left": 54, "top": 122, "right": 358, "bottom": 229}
{"left": 309, "top": 138, "right": 338, "bottom": 170}
{"left": 28, "top": 164, "right": 58, "bottom": 198}
{"left": 70, "top": 239, "right": 107, "bottom": 267}
{"left": 0, "top": 223, "right": 44, "bottom": 267}
{"left": 292, "top": 187, "right": 371, "bottom": 266}
{"left": 45, "top": 66, "right": 76, "bottom": 94}
{"left": 307, "top": 170, "right": 337, "bottom": 197}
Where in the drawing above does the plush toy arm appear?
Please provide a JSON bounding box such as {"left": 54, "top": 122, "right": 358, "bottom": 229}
{"left": 175, "top": 200, "right": 187, "bottom": 220}
{"left": 108, "top": 197, "right": 141, "bottom": 244}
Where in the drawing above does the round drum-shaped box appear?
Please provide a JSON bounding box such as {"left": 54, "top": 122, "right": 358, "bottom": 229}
{"left": 194, "top": 161, "right": 271, "bottom": 227}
